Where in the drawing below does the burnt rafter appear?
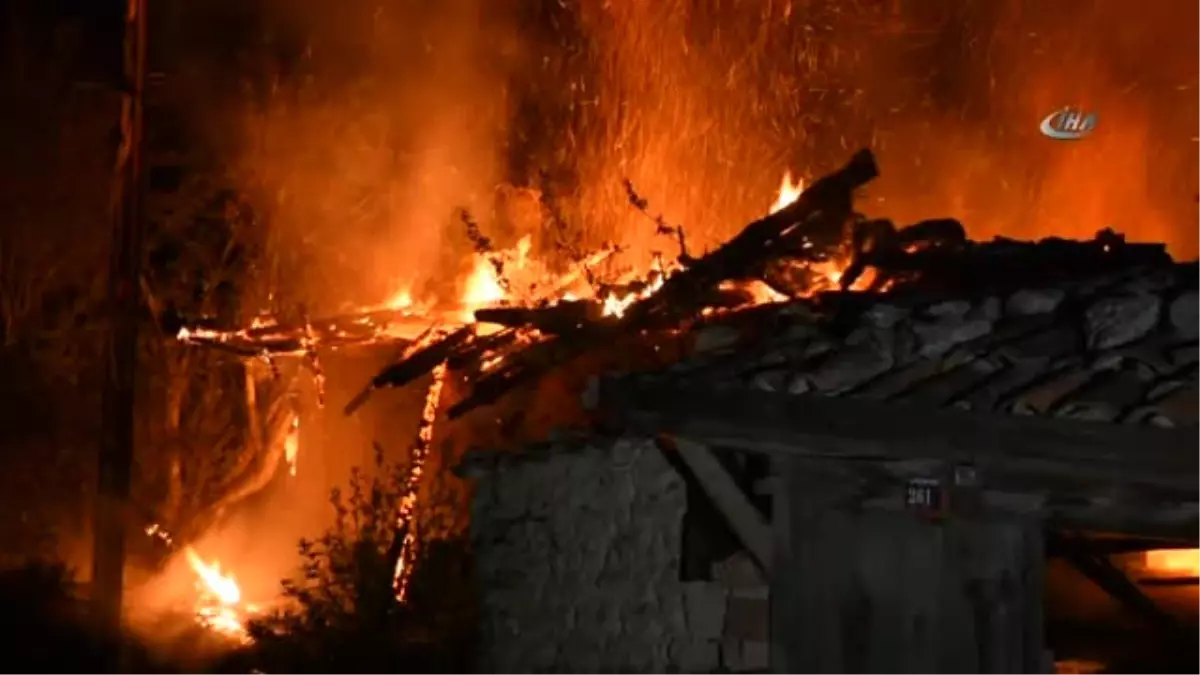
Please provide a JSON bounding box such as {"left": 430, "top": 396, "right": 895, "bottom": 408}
{"left": 1045, "top": 535, "right": 1200, "bottom": 557}
{"left": 600, "top": 380, "right": 1197, "bottom": 487}
{"left": 1050, "top": 531, "right": 1191, "bottom": 644}
{"left": 656, "top": 436, "right": 773, "bottom": 576}
{"left": 173, "top": 147, "right": 1192, "bottom": 441}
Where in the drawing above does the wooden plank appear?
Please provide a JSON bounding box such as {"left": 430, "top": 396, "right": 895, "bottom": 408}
{"left": 665, "top": 437, "right": 773, "bottom": 575}
{"left": 1050, "top": 531, "right": 1191, "bottom": 643}
{"left": 773, "top": 457, "right": 1048, "bottom": 673}
{"left": 777, "top": 456, "right": 864, "bottom": 672}
{"left": 788, "top": 454, "right": 1197, "bottom": 542}
{"left": 758, "top": 448, "right": 1196, "bottom": 542}
{"left": 600, "top": 379, "right": 1198, "bottom": 492}
{"left": 768, "top": 456, "right": 793, "bottom": 674}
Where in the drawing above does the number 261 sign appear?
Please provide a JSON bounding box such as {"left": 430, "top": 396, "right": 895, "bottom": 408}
{"left": 905, "top": 477, "right": 945, "bottom": 517}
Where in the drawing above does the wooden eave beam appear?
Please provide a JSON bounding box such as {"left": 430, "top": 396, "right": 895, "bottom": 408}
{"left": 600, "top": 379, "right": 1198, "bottom": 493}
{"left": 1050, "top": 531, "right": 1193, "bottom": 647}
{"left": 660, "top": 436, "right": 773, "bottom": 576}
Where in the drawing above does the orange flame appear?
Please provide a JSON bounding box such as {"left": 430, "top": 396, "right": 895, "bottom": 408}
{"left": 1143, "top": 548, "right": 1200, "bottom": 577}
{"left": 183, "top": 546, "right": 254, "bottom": 642}
{"left": 600, "top": 256, "right": 672, "bottom": 318}
{"left": 770, "top": 171, "right": 805, "bottom": 215}
{"left": 284, "top": 413, "right": 300, "bottom": 477}
{"left": 460, "top": 256, "right": 508, "bottom": 323}
{"left": 384, "top": 286, "right": 414, "bottom": 311}
{"left": 765, "top": 170, "right": 870, "bottom": 294}
{"left": 392, "top": 361, "right": 448, "bottom": 601}
{"left": 185, "top": 547, "right": 240, "bottom": 605}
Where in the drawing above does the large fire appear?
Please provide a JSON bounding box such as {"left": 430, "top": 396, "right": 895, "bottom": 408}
{"left": 170, "top": 170, "right": 833, "bottom": 642}
{"left": 177, "top": 171, "right": 819, "bottom": 356}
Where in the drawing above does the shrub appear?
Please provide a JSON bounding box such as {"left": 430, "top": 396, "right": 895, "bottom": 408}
{"left": 238, "top": 446, "right": 477, "bottom": 673}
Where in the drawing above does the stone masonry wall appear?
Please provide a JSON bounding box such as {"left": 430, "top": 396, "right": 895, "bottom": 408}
{"left": 466, "top": 436, "right": 769, "bottom": 673}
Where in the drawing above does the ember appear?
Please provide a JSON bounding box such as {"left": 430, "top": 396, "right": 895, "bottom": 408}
{"left": 391, "top": 361, "right": 448, "bottom": 601}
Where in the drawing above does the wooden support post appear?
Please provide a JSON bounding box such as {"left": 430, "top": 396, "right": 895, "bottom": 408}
{"left": 92, "top": 0, "right": 146, "bottom": 669}
{"left": 771, "top": 456, "right": 1048, "bottom": 674}
{"left": 667, "top": 436, "right": 773, "bottom": 575}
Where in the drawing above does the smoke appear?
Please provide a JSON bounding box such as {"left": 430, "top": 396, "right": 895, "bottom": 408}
{"left": 208, "top": 0, "right": 523, "bottom": 312}
{"left": 190, "top": 0, "right": 1197, "bottom": 311}
{"left": 138, "top": 0, "right": 528, "bottom": 607}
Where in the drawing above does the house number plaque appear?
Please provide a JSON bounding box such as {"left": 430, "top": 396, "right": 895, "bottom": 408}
{"left": 904, "top": 477, "right": 945, "bottom": 516}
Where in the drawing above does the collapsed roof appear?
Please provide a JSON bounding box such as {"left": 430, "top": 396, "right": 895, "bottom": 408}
{"left": 177, "top": 149, "right": 1195, "bottom": 433}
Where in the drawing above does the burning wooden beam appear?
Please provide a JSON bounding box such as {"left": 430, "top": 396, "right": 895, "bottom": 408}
{"left": 169, "top": 147, "right": 1191, "bottom": 438}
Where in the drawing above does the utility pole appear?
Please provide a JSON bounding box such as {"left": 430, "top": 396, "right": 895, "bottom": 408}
{"left": 93, "top": 0, "right": 146, "bottom": 668}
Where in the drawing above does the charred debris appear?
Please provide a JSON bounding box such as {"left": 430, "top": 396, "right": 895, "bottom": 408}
{"left": 174, "top": 149, "right": 1184, "bottom": 422}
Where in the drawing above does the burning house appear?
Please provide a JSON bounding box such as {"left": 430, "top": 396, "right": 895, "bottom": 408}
{"left": 460, "top": 268, "right": 1199, "bottom": 672}
{"left": 173, "top": 150, "right": 1198, "bottom": 672}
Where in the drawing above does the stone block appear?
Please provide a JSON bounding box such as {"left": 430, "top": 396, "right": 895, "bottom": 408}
{"left": 712, "top": 551, "right": 767, "bottom": 591}
{"left": 972, "top": 296, "right": 1002, "bottom": 321}
{"left": 861, "top": 302, "right": 909, "bottom": 328}
{"left": 695, "top": 325, "right": 741, "bottom": 353}
{"left": 670, "top": 637, "right": 721, "bottom": 673}
{"left": 750, "top": 368, "right": 789, "bottom": 392}
{"left": 1169, "top": 291, "right": 1199, "bottom": 340}
{"left": 913, "top": 317, "right": 993, "bottom": 357}
{"left": 682, "top": 581, "right": 727, "bottom": 639}
{"left": 741, "top": 640, "right": 770, "bottom": 671}
{"left": 721, "top": 638, "right": 770, "bottom": 672}
{"left": 723, "top": 596, "right": 770, "bottom": 641}
{"left": 1006, "top": 288, "right": 1065, "bottom": 315}
{"left": 1084, "top": 293, "right": 1161, "bottom": 349}
{"left": 924, "top": 299, "right": 972, "bottom": 318}
{"left": 808, "top": 343, "right": 894, "bottom": 393}
{"left": 471, "top": 432, "right": 699, "bottom": 674}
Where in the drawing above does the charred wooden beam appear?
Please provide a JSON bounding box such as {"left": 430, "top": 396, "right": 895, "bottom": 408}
{"left": 660, "top": 436, "right": 773, "bottom": 575}
{"left": 474, "top": 300, "right": 604, "bottom": 334}
{"left": 1050, "top": 531, "right": 1190, "bottom": 643}
{"left": 1136, "top": 576, "right": 1199, "bottom": 587}
{"left": 446, "top": 334, "right": 581, "bottom": 419}
{"left": 374, "top": 326, "right": 474, "bottom": 390}
{"left": 343, "top": 326, "right": 474, "bottom": 415}
{"left": 445, "top": 328, "right": 523, "bottom": 371}
{"left": 1045, "top": 535, "right": 1199, "bottom": 557}
{"left": 447, "top": 149, "right": 884, "bottom": 404}
{"left": 600, "top": 380, "right": 1197, "bottom": 490}
{"left": 852, "top": 227, "right": 1176, "bottom": 297}
{"left": 625, "top": 149, "right": 879, "bottom": 324}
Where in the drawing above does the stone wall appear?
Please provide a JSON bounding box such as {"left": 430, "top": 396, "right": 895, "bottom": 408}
{"left": 465, "top": 436, "right": 769, "bottom": 673}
